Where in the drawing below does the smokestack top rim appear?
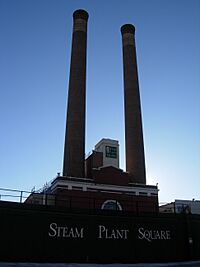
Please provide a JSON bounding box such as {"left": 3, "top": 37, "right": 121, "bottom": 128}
{"left": 73, "top": 9, "right": 89, "bottom": 21}
{"left": 121, "top": 24, "right": 135, "bottom": 35}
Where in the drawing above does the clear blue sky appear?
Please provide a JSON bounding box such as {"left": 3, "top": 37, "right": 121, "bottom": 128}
{"left": 0, "top": 0, "right": 199, "bottom": 203}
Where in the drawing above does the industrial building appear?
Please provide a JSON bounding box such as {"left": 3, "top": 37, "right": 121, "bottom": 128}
{"left": 1, "top": 9, "right": 199, "bottom": 264}
{"left": 159, "top": 199, "right": 200, "bottom": 214}
{"left": 26, "top": 9, "right": 158, "bottom": 213}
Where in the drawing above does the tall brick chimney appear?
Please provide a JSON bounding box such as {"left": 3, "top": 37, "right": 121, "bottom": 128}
{"left": 121, "top": 24, "right": 146, "bottom": 184}
{"left": 63, "top": 10, "right": 89, "bottom": 177}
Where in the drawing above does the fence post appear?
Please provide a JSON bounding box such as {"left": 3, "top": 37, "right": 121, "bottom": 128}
{"left": 69, "top": 196, "right": 72, "bottom": 209}
{"left": 20, "top": 191, "right": 23, "bottom": 203}
{"left": 136, "top": 201, "right": 139, "bottom": 215}
{"left": 45, "top": 194, "right": 47, "bottom": 205}
{"left": 185, "top": 214, "right": 193, "bottom": 260}
{"left": 93, "top": 198, "right": 96, "bottom": 210}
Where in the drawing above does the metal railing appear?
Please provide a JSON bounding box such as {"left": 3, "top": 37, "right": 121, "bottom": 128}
{"left": 0, "top": 187, "right": 159, "bottom": 214}
{"left": 0, "top": 187, "right": 31, "bottom": 203}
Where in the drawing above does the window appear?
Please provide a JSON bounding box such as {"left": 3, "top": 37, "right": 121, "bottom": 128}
{"left": 72, "top": 186, "right": 82, "bottom": 191}
{"left": 177, "top": 204, "right": 191, "bottom": 214}
{"left": 105, "top": 146, "right": 117, "bottom": 158}
{"left": 101, "top": 200, "right": 122, "bottom": 210}
{"left": 139, "top": 192, "right": 148, "bottom": 196}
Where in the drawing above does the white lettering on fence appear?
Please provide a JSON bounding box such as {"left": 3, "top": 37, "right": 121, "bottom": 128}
{"left": 138, "top": 227, "right": 171, "bottom": 242}
{"left": 48, "top": 223, "right": 84, "bottom": 238}
{"left": 48, "top": 223, "right": 172, "bottom": 242}
{"left": 98, "top": 225, "right": 129, "bottom": 239}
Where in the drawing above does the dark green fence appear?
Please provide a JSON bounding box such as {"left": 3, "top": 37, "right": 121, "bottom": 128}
{"left": 0, "top": 201, "right": 199, "bottom": 263}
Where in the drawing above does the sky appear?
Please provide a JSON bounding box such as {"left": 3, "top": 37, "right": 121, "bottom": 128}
{"left": 0, "top": 0, "right": 199, "bottom": 204}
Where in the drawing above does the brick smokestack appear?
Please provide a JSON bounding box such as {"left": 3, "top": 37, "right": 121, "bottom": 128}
{"left": 63, "top": 10, "right": 89, "bottom": 177}
{"left": 121, "top": 24, "right": 146, "bottom": 184}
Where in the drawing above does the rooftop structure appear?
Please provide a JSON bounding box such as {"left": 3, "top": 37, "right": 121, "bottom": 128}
{"left": 160, "top": 199, "right": 200, "bottom": 214}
